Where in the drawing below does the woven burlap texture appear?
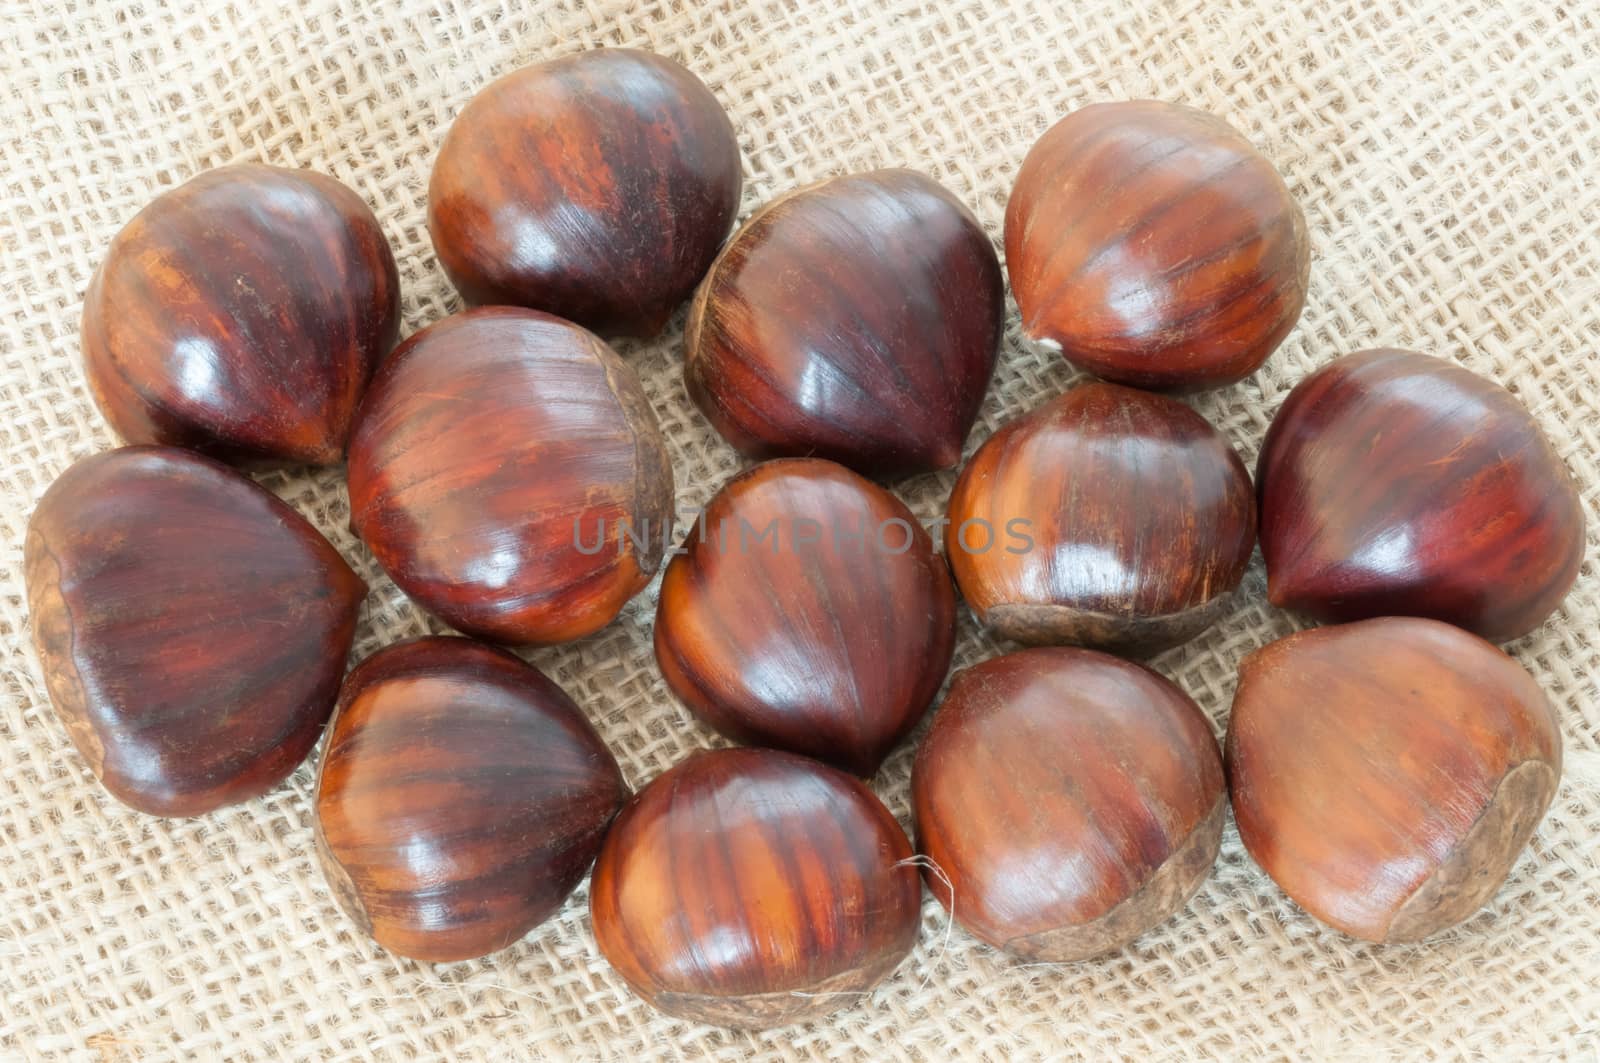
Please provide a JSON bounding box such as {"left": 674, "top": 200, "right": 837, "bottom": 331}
{"left": 2, "top": 0, "right": 1597, "bottom": 1059}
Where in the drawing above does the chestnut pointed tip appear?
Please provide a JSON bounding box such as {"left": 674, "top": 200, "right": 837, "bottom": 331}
{"left": 1265, "top": 569, "right": 1289, "bottom": 608}
{"left": 1021, "top": 324, "right": 1062, "bottom": 354}
{"left": 929, "top": 438, "right": 965, "bottom": 472}
{"left": 300, "top": 439, "right": 348, "bottom": 468}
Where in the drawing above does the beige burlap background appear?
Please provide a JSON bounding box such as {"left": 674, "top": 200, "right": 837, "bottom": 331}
{"left": 2, "top": 0, "right": 1597, "bottom": 1059}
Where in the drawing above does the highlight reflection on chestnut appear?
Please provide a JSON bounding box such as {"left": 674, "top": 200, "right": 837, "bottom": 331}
{"left": 429, "top": 49, "right": 742, "bottom": 337}
{"left": 1258, "top": 348, "right": 1585, "bottom": 641}
{"left": 686, "top": 169, "right": 1003, "bottom": 476}
{"left": 315, "top": 637, "right": 627, "bottom": 963}
{"left": 1006, "top": 100, "right": 1309, "bottom": 390}
{"left": 914, "top": 648, "right": 1225, "bottom": 961}
{"left": 83, "top": 164, "right": 400, "bottom": 465}
{"left": 347, "top": 307, "right": 674, "bottom": 645}
{"left": 1227, "top": 617, "right": 1562, "bottom": 943}
{"left": 654, "top": 458, "right": 956, "bottom": 775}
{"left": 590, "top": 748, "right": 921, "bottom": 1028}
{"left": 946, "top": 381, "right": 1255, "bottom": 654}
{"left": 25, "top": 447, "right": 365, "bottom": 816}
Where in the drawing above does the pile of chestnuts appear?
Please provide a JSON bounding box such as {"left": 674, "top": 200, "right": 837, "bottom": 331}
{"left": 26, "top": 45, "right": 1584, "bottom": 1030}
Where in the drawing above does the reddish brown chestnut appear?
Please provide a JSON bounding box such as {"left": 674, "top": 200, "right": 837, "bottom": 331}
{"left": 24, "top": 446, "right": 365, "bottom": 816}
{"left": 654, "top": 458, "right": 956, "bottom": 775}
{"left": 428, "top": 49, "right": 742, "bottom": 338}
{"left": 914, "top": 648, "right": 1224, "bottom": 960}
{"left": 82, "top": 164, "right": 400, "bottom": 465}
{"left": 590, "top": 747, "right": 920, "bottom": 1027}
{"left": 1258, "top": 348, "right": 1585, "bottom": 641}
{"left": 1005, "top": 101, "right": 1309, "bottom": 390}
{"left": 684, "top": 170, "right": 1004, "bottom": 476}
{"left": 314, "top": 637, "right": 627, "bottom": 962}
{"left": 1227, "top": 617, "right": 1562, "bottom": 942}
{"left": 945, "top": 381, "right": 1255, "bottom": 654}
{"left": 347, "top": 307, "right": 674, "bottom": 644}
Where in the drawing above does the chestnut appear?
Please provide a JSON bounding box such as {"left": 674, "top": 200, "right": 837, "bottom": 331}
{"left": 1226, "top": 617, "right": 1562, "bottom": 942}
{"left": 685, "top": 169, "right": 1004, "bottom": 476}
{"left": 346, "top": 307, "right": 674, "bottom": 644}
{"left": 654, "top": 458, "right": 956, "bottom": 775}
{"left": 1005, "top": 100, "right": 1309, "bottom": 390}
{"left": 315, "top": 636, "right": 627, "bottom": 962}
{"left": 913, "top": 647, "right": 1224, "bottom": 960}
{"left": 428, "top": 48, "right": 742, "bottom": 338}
{"left": 945, "top": 381, "right": 1255, "bottom": 654}
{"left": 82, "top": 164, "right": 400, "bottom": 465}
{"left": 589, "top": 747, "right": 920, "bottom": 1028}
{"left": 1257, "top": 348, "right": 1585, "bottom": 641}
{"left": 24, "top": 446, "right": 365, "bottom": 816}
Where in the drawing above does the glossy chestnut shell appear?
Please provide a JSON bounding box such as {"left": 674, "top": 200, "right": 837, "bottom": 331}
{"left": 1257, "top": 348, "right": 1585, "bottom": 641}
{"left": 428, "top": 48, "right": 742, "bottom": 338}
{"left": 945, "top": 381, "right": 1255, "bottom": 653}
{"left": 24, "top": 446, "right": 365, "bottom": 815}
{"left": 590, "top": 747, "right": 921, "bottom": 1028}
{"left": 315, "top": 636, "right": 628, "bottom": 962}
{"left": 654, "top": 458, "right": 956, "bottom": 775}
{"left": 82, "top": 164, "right": 400, "bottom": 464}
{"left": 1227, "top": 617, "right": 1562, "bottom": 942}
{"left": 685, "top": 169, "right": 1004, "bottom": 476}
{"left": 347, "top": 307, "right": 674, "bottom": 644}
{"left": 914, "top": 647, "right": 1224, "bottom": 961}
{"left": 1005, "top": 100, "right": 1309, "bottom": 390}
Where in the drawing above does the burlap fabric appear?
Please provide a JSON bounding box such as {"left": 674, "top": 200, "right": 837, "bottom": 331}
{"left": 2, "top": 1, "right": 1596, "bottom": 1058}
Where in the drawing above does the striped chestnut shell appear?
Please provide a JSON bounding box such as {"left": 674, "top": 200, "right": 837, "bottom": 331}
{"left": 428, "top": 49, "right": 742, "bottom": 338}
{"left": 346, "top": 307, "right": 674, "bottom": 645}
{"left": 82, "top": 164, "right": 400, "bottom": 465}
{"left": 685, "top": 169, "right": 1003, "bottom": 477}
{"left": 1257, "top": 348, "right": 1584, "bottom": 642}
{"left": 25, "top": 446, "right": 365, "bottom": 816}
{"left": 945, "top": 381, "right": 1255, "bottom": 654}
{"left": 590, "top": 747, "right": 920, "bottom": 1028}
{"left": 654, "top": 458, "right": 956, "bottom": 776}
{"left": 315, "top": 636, "right": 628, "bottom": 962}
{"left": 1227, "top": 617, "right": 1562, "bottom": 942}
{"left": 913, "top": 647, "right": 1224, "bottom": 960}
{"left": 1006, "top": 100, "right": 1309, "bottom": 391}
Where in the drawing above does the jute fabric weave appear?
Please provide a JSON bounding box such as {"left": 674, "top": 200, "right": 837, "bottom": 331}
{"left": 1, "top": 1, "right": 1596, "bottom": 1058}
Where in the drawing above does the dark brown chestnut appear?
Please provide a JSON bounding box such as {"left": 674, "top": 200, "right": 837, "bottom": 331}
{"left": 1227, "top": 617, "right": 1562, "bottom": 942}
{"left": 590, "top": 747, "right": 920, "bottom": 1028}
{"left": 945, "top": 381, "right": 1255, "bottom": 654}
{"left": 914, "top": 647, "right": 1224, "bottom": 960}
{"left": 654, "top": 458, "right": 956, "bottom": 775}
{"left": 315, "top": 636, "right": 627, "bottom": 962}
{"left": 347, "top": 307, "right": 674, "bottom": 644}
{"left": 428, "top": 48, "right": 742, "bottom": 338}
{"left": 82, "top": 164, "right": 400, "bottom": 465}
{"left": 1257, "top": 348, "right": 1585, "bottom": 641}
{"left": 1005, "top": 100, "right": 1309, "bottom": 390}
{"left": 24, "top": 446, "right": 365, "bottom": 816}
{"left": 684, "top": 169, "right": 1004, "bottom": 476}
